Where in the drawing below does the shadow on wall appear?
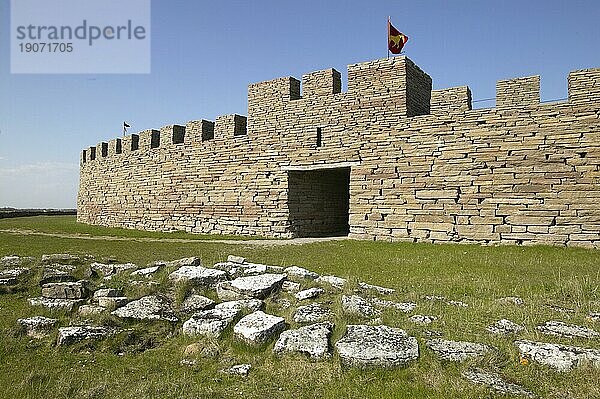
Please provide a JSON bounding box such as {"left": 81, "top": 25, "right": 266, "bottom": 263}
{"left": 287, "top": 167, "right": 350, "bottom": 238}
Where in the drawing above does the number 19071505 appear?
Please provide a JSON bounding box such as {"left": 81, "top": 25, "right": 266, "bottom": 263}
{"left": 19, "top": 42, "right": 73, "bottom": 52}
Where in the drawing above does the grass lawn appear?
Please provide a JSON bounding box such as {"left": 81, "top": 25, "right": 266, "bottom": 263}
{"left": 0, "top": 216, "right": 599, "bottom": 398}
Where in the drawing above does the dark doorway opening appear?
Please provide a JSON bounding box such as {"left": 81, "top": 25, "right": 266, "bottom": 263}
{"left": 287, "top": 167, "right": 350, "bottom": 237}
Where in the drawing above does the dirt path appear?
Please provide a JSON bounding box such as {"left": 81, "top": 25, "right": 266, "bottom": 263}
{"left": 0, "top": 228, "right": 349, "bottom": 246}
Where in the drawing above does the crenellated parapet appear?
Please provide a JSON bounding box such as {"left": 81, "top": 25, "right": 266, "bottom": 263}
{"left": 82, "top": 57, "right": 600, "bottom": 167}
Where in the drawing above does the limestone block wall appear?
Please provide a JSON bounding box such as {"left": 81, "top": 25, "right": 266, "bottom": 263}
{"left": 78, "top": 56, "right": 600, "bottom": 248}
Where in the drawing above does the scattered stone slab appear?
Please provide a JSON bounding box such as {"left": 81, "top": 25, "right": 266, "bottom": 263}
{"left": 28, "top": 297, "right": 84, "bottom": 311}
{"left": 462, "top": 370, "right": 535, "bottom": 398}
{"left": 79, "top": 305, "right": 105, "bottom": 316}
{"left": 165, "top": 257, "right": 202, "bottom": 268}
{"left": 168, "top": 266, "right": 227, "bottom": 286}
{"left": 42, "top": 254, "right": 80, "bottom": 264}
{"left": 284, "top": 266, "right": 319, "bottom": 280}
{"left": 487, "top": 319, "right": 525, "bottom": 335}
{"left": 281, "top": 281, "right": 301, "bottom": 293}
{"left": 222, "top": 364, "right": 251, "bottom": 377}
{"left": 39, "top": 268, "right": 76, "bottom": 285}
{"left": 0, "top": 267, "right": 30, "bottom": 279}
{"left": 222, "top": 274, "right": 286, "bottom": 299}
{"left": 57, "top": 325, "right": 115, "bottom": 346}
{"left": 91, "top": 262, "right": 136, "bottom": 276}
{"left": 515, "top": 339, "right": 600, "bottom": 372}
{"left": 358, "top": 282, "right": 395, "bottom": 295}
{"left": 536, "top": 321, "right": 599, "bottom": 339}
{"left": 426, "top": 339, "right": 493, "bottom": 362}
{"left": 214, "top": 299, "right": 264, "bottom": 313}
{"left": 370, "top": 298, "right": 416, "bottom": 313}
{"left": 315, "top": 275, "right": 347, "bottom": 289}
{"left": 182, "top": 307, "right": 240, "bottom": 337}
{"left": 17, "top": 316, "right": 57, "bottom": 338}
{"left": 50, "top": 263, "right": 77, "bottom": 272}
{"left": 342, "top": 295, "right": 380, "bottom": 318}
{"left": 295, "top": 288, "right": 324, "bottom": 301}
{"left": 447, "top": 300, "right": 469, "bottom": 308}
{"left": 274, "top": 322, "right": 333, "bottom": 359}
{"left": 131, "top": 265, "right": 162, "bottom": 277}
{"left": 42, "top": 281, "right": 89, "bottom": 299}
{"left": 335, "top": 324, "right": 419, "bottom": 368}
{"left": 93, "top": 288, "right": 122, "bottom": 299}
{"left": 497, "top": 296, "right": 525, "bottom": 306}
{"left": 242, "top": 263, "right": 267, "bottom": 275}
{"left": 234, "top": 311, "right": 287, "bottom": 345}
{"left": 97, "top": 296, "right": 128, "bottom": 308}
{"left": 409, "top": 315, "right": 437, "bottom": 325}
{"left": 216, "top": 282, "right": 251, "bottom": 301}
{"left": 545, "top": 304, "right": 575, "bottom": 314}
{"left": 1, "top": 255, "right": 34, "bottom": 267}
{"left": 227, "top": 255, "right": 246, "bottom": 264}
{"left": 111, "top": 295, "right": 178, "bottom": 322}
{"left": 180, "top": 294, "right": 215, "bottom": 313}
{"left": 294, "top": 303, "right": 333, "bottom": 324}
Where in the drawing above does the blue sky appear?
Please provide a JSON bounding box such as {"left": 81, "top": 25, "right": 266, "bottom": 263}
{"left": 1, "top": 0, "right": 599, "bottom": 208}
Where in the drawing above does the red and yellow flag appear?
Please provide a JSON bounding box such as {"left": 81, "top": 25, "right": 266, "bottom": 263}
{"left": 388, "top": 20, "right": 408, "bottom": 54}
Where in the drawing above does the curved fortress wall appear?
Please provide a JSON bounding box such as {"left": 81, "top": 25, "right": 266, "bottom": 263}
{"left": 78, "top": 57, "right": 600, "bottom": 248}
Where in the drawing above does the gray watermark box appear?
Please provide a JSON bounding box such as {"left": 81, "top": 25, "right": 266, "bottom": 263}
{"left": 11, "top": 0, "right": 151, "bottom": 74}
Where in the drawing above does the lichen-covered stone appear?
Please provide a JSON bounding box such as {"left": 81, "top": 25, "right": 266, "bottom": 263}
{"left": 182, "top": 307, "right": 240, "bottom": 337}
{"left": 358, "top": 282, "right": 395, "bottom": 295}
{"left": 17, "top": 316, "right": 57, "bottom": 338}
{"left": 487, "top": 319, "right": 525, "bottom": 335}
{"left": 295, "top": 288, "right": 324, "bottom": 301}
{"left": 315, "top": 275, "right": 347, "bottom": 289}
{"left": 294, "top": 303, "right": 332, "bottom": 323}
{"left": 335, "top": 324, "right": 419, "bottom": 367}
{"left": 536, "top": 321, "right": 599, "bottom": 339}
{"left": 111, "top": 295, "right": 177, "bottom": 322}
{"left": 342, "top": 295, "right": 380, "bottom": 317}
{"left": 168, "top": 266, "right": 227, "bottom": 286}
{"left": 285, "top": 266, "right": 319, "bottom": 280}
{"left": 180, "top": 294, "right": 215, "bottom": 313}
{"left": 462, "top": 370, "right": 535, "bottom": 397}
{"left": 515, "top": 340, "right": 600, "bottom": 372}
{"left": 222, "top": 274, "right": 286, "bottom": 299}
{"left": 426, "top": 339, "right": 493, "bottom": 361}
{"left": 57, "top": 326, "right": 115, "bottom": 346}
{"left": 370, "top": 298, "right": 416, "bottom": 313}
{"left": 233, "top": 311, "right": 287, "bottom": 344}
{"left": 39, "top": 268, "right": 75, "bottom": 285}
{"left": 409, "top": 315, "right": 437, "bottom": 325}
{"left": 274, "top": 322, "right": 333, "bottom": 359}
{"left": 41, "top": 281, "right": 89, "bottom": 300}
{"left": 28, "top": 297, "right": 85, "bottom": 311}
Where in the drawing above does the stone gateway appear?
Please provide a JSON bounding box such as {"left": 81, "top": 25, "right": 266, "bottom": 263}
{"left": 78, "top": 56, "right": 600, "bottom": 248}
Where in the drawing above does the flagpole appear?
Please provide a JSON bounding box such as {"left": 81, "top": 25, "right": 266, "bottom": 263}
{"left": 387, "top": 16, "right": 390, "bottom": 59}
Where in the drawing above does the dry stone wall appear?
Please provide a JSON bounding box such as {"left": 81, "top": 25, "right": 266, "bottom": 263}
{"left": 78, "top": 56, "right": 600, "bottom": 248}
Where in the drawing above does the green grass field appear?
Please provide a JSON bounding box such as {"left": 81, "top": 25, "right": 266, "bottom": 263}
{"left": 0, "top": 216, "right": 599, "bottom": 398}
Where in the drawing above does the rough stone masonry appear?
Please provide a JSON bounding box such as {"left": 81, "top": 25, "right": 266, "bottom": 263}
{"left": 78, "top": 56, "right": 600, "bottom": 248}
